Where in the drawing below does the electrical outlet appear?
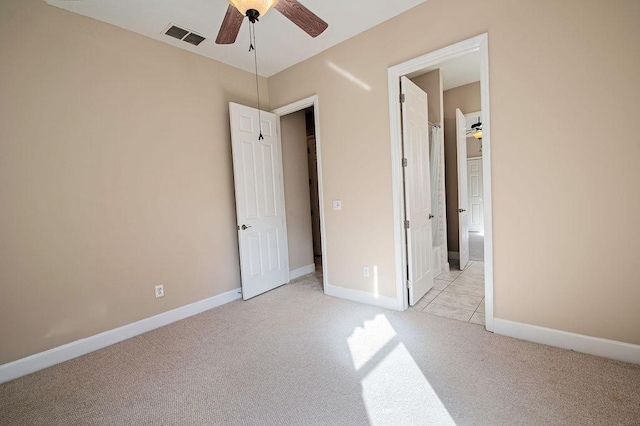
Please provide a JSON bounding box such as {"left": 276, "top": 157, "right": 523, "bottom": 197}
{"left": 363, "top": 266, "right": 369, "bottom": 277}
{"left": 155, "top": 285, "right": 164, "bottom": 298}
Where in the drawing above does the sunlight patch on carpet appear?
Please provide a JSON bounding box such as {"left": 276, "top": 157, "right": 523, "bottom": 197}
{"left": 347, "top": 314, "right": 455, "bottom": 425}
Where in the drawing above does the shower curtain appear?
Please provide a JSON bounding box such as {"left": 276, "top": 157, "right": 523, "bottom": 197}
{"left": 430, "top": 125, "right": 442, "bottom": 246}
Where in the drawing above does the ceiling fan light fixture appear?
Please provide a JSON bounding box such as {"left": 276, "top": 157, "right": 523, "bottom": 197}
{"left": 228, "top": 0, "right": 279, "bottom": 18}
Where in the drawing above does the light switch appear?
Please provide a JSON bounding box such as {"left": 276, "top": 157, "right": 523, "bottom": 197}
{"left": 332, "top": 200, "right": 342, "bottom": 210}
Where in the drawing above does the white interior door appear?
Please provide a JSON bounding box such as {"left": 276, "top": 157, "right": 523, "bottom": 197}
{"left": 229, "top": 103, "right": 290, "bottom": 300}
{"left": 456, "top": 109, "right": 470, "bottom": 270}
{"left": 401, "top": 76, "right": 434, "bottom": 306}
{"left": 467, "top": 158, "right": 484, "bottom": 233}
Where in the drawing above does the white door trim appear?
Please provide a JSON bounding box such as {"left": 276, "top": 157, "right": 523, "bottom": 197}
{"left": 272, "top": 95, "right": 328, "bottom": 290}
{"left": 387, "top": 33, "right": 495, "bottom": 331}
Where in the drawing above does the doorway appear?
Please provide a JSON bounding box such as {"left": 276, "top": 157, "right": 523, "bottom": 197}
{"left": 304, "top": 109, "right": 323, "bottom": 269}
{"left": 273, "top": 96, "right": 327, "bottom": 288}
{"left": 229, "top": 96, "right": 326, "bottom": 300}
{"left": 388, "top": 34, "right": 494, "bottom": 331}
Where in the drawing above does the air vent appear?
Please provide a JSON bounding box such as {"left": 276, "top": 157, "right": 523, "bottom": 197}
{"left": 183, "top": 33, "right": 206, "bottom": 46}
{"left": 163, "top": 24, "right": 206, "bottom": 47}
{"left": 165, "top": 25, "right": 189, "bottom": 40}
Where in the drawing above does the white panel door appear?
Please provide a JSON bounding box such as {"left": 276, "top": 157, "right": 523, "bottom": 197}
{"left": 456, "top": 109, "right": 470, "bottom": 270}
{"left": 401, "top": 77, "right": 434, "bottom": 306}
{"left": 467, "top": 158, "right": 484, "bottom": 233}
{"left": 229, "top": 103, "right": 290, "bottom": 300}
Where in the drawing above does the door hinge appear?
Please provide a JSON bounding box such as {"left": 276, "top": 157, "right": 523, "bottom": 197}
{"left": 406, "top": 280, "right": 412, "bottom": 289}
{"left": 400, "top": 93, "right": 406, "bottom": 103}
{"left": 402, "top": 158, "right": 408, "bottom": 167}
{"left": 404, "top": 220, "right": 410, "bottom": 229}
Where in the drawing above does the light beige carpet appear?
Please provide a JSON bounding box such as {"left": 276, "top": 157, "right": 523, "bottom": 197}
{"left": 1, "top": 273, "right": 639, "bottom": 425}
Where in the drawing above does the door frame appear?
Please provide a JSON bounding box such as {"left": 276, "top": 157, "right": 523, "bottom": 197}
{"left": 272, "top": 95, "right": 328, "bottom": 290}
{"left": 387, "top": 33, "right": 495, "bottom": 331}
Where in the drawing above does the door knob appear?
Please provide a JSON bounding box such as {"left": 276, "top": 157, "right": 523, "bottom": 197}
{"left": 241, "top": 224, "right": 252, "bottom": 230}
{"left": 428, "top": 214, "right": 434, "bottom": 219}
{"left": 458, "top": 208, "right": 466, "bottom": 213}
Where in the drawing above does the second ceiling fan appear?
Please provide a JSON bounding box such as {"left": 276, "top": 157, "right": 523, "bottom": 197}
{"left": 216, "top": 0, "right": 328, "bottom": 44}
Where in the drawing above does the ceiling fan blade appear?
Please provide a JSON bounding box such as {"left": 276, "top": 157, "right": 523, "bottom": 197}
{"left": 274, "top": 0, "right": 328, "bottom": 38}
{"left": 216, "top": 5, "right": 244, "bottom": 44}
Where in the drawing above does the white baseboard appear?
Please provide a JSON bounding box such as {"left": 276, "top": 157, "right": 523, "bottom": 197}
{"left": 0, "top": 288, "right": 242, "bottom": 384}
{"left": 325, "top": 283, "right": 401, "bottom": 311}
{"left": 448, "top": 251, "right": 460, "bottom": 260}
{"left": 290, "top": 263, "right": 316, "bottom": 280}
{"left": 494, "top": 318, "right": 640, "bottom": 365}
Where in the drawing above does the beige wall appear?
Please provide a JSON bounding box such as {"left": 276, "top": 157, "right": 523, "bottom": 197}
{"left": 281, "top": 111, "right": 314, "bottom": 270}
{"left": 443, "top": 81, "right": 481, "bottom": 251}
{"left": 268, "top": 0, "right": 640, "bottom": 345}
{"left": 0, "top": 0, "right": 269, "bottom": 364}
{"left": 411, "top": 69, "right": 443, "bottom": 125}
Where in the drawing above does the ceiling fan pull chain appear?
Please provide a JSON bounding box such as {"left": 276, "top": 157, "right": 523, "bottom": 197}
{"left": 248, "top": 23, "right": 254, "bottom": 52}
{"left": 250, "top": 21, "right": 264, "bottom": 141}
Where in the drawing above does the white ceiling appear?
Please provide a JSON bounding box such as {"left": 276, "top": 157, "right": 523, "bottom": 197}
{"left": 46, "top": 0, "right": 428, "bottom": 77}
{"left": 411, "top": 50, "right": 481, "bottom": 91}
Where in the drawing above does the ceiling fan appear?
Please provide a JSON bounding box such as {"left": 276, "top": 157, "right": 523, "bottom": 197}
{"left": 216, "top": 0, "right": 328, "bottom": 44}
{"left": 466, "top": 119, "right": 483, "bottom": 140}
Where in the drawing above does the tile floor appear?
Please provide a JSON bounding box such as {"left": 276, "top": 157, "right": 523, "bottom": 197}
{"left": 294, "top": 258, "right": 485, "bottom": 325}
{"left": 412, "top": 260, "right": 486, "bottom": 325}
